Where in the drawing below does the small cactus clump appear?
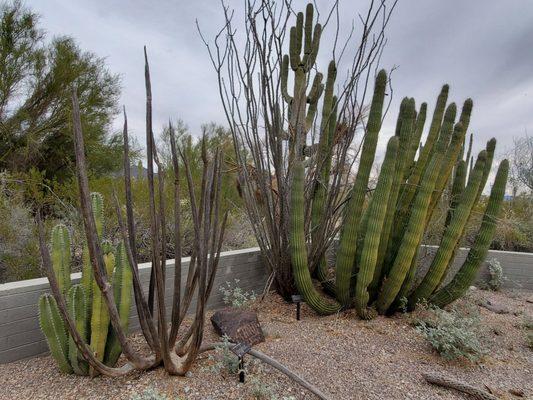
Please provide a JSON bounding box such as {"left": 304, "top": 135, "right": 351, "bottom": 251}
{"left": 38, "top": 192, "right": 133, "bottom": 375}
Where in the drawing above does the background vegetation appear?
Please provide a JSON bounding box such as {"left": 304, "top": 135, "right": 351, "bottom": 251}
{"left": 0, "top": 1, "right": 531, "bottom": 284}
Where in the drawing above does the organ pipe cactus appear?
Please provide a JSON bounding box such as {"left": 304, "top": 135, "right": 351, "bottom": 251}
{"left": 430, "top": 160, "right": 509, "bottom": 307}
{"left": 335, "top": 69, "right": 387, "bottom": 306}
{"left": 353, "top": 136, "right": 398, "bottom": 318}
{"left": 282, "top": 3, "right": 508, "bottom": 320}
{"left": 375, "top": 110, "right": 461, "bottom": 314}
{"left": 193, "top": 2, "right": 508, "bottom": 319}
{"left": 408, "top": 150, "right": 487, "bottom": 307}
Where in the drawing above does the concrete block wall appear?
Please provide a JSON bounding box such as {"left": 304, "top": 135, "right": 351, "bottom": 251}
{"left": 1, "top": 245, "right": 531, "bottom": 364}
{"left": 0, "top": 247, "right": 267, "bottom": 364}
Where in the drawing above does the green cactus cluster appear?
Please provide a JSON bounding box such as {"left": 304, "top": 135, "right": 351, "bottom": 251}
{"left": 286, "top": 3, "right": 509, "bottom": 317}
{"left": 38, "top": 192, "right": 133, "bottom": 375}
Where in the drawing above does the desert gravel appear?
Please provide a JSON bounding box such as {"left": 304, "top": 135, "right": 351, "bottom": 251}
{"left": 1, "top": 288, "right": 532, "bottom": 400}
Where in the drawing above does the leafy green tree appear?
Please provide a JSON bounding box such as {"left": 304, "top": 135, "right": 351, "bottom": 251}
{"left": 0, "top": 1, "right": 122, "bottom": 182}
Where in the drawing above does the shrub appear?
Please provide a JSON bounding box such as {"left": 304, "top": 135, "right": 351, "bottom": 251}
{"left": 485, "top": 258, "right": 505, "bottom": 291}
{"left": 0, "top": 177, "right": 41, "bottom": 282}
{"left": 250, "top": 377, "right": 276, "bottom": 400}
{"left": 416, "top": 305, "right": 484, "bottom": 361}
{"left": 206, "top": 335, "right": 240, "bottom": 375}
{"left": 220, "top": 279, "right": 257, "bottom": 308}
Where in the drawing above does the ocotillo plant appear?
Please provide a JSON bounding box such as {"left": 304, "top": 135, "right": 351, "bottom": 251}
{"left": 208, "top": 2, "right": 508, "bottom": 317}
{"left": 38, "top": 200, "right": 133, "bottom": 376}
{"left": 205, "top": 0, "right": 397, "bottom": 299}
{"left": 38, "top": 48, "right": 227, "bottom": 376}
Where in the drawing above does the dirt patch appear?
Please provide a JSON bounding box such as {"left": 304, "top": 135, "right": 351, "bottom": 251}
{"left": 1, "top": 288, "right": 532, "bottom": 400}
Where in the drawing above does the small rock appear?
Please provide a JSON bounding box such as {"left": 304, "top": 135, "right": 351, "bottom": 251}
{"left": 509, "top": 388, "right": 525, "bottom": 397}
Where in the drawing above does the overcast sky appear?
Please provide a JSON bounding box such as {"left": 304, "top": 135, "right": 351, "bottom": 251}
{"left": 31, "top": 0, "right": 533, "bottom": 161}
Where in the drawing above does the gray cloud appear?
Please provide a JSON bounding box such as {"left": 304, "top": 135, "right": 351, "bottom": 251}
{"left": 32, "top": 0, "right": 533, "bottom": 160}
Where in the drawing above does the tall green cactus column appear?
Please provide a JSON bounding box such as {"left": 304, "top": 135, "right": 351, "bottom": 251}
{"left": 67, "top": 285, "right": 88, "bottom": 375}
{"left": 39, "top": 294, "right": 72, "bottom": 373}
{"left": 89, "top": 241, "right": 115, "bottom": 375}
{"left": 354, "top": 136, "right": 398, "bottom": 318}
{"left": 290, "top": 155, "right": 341, "bottom": 315}
{"left": 376, "top": 103, "right": 458, "bottom": 314}
{"left": 105, "top": 242, "right": 133, "bottom": 366}
{"left": 39, "top": 223, "right": 73, "bottom": 373}
{"left": 335, "top": 69, "right": 387, "bottom": 307}
{"left": 311, "top": 61, "right": 338, "bottom": 291}
{"left": 430, "top": 159, "right": 509, "bottom": 307}
{"left": 288, "top": 3, "right": 340, "bottom": 315}
{"left": 408, "top": 150, "right": 486, "bottom": 307}
{"left": 372, "top": 97, "right": 416, "bottom": 284}
{"left": 50, "top": 224, "right": 71, "bottom": 296}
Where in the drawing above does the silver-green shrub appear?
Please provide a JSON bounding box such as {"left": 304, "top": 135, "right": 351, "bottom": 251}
{"left": 220, "top": 279, "right": 257, "bottom": 308}
{"left": 486, "top": 258, "right": 505, "bottom": 291}
{"left": 416, "top": 305, "right": 484, "bottom": 361}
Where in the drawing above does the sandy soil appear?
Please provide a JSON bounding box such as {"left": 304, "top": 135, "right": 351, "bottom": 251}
{"left": 1, "top": 288, "right": 532, "bottom": 400}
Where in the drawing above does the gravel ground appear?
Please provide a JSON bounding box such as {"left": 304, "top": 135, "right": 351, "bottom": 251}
{"left": 1, "top": 288, "right": 532, "bottom": 400}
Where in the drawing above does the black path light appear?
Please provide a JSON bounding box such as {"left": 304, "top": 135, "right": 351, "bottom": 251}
{"left": 291, "top": 294, "right": 303, "bottom": 321}
{"left": 230, "top": 342, "right": 251, "bottom": 383}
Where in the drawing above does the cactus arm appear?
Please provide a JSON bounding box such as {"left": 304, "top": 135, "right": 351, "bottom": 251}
{"left": 476, "top": 138, "right": 496, "bottom": 201}
{"left": 50, "top": 224, "right": 71, "bottom": 296}
{"left": 425, "top": 120, "right": 468, "bottom": 224}
{"left": 445, "top": 159, "right": 467, "bottom": 227}
{"left": 91, "top": 192, "right": 104, "bottom": 237}
{"left": 290, "top": 155, "right": 341, "bottom": 315}
{"left": 395, "top": 85, "right": 450, "bottom": 217}
{"left": 430, "top": 160, "right": 509, "bottom": 308}
{"left": 311, "top": 61, "right": 337, "bottom": 286}
{"left": 313, "top": 96, "right": 338, "bottom": 293}
{"left": 376, "top": 104, "right": 456, "bottom": 314}
{"left": 289, "top": 12, "right": 303, "bottom": 70}
{"left": 354, "top": 136, "right": 398, "bottom": 318}
{"left": 67, "top": 285, "right": 89, "bottom": 375}
{"left": 335, "top": 69, "right": 387, "bottom": 306}
{"left": 105, "top": 242, "right": 133, "bottom": 366}
{"left": 281, "top": 55, "right": 292, "bottom": 104}
{"left": 372, "top": 98, "right": 417, "bottom": 282}
{"left": 39, "top": 294, "right": 72, "bottom": 374}
{"left": 81, "top": 244, "right": 94, "bottom": 319}
{"left": 404, "top": 102, "right": 427, "bottom": 178}
{"left": 89, "top": 244, "right": 115, "bottom": 374}
{"left": 408, "top": 150, "right": 486, "bottom": 307}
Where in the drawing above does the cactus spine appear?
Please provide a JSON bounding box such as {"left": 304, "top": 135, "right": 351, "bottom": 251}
{"left": 354, "top": 136, "right": 398, "bottom": 318}
{"left": 430, "top": 159, "right": 509, "bottom": 307}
